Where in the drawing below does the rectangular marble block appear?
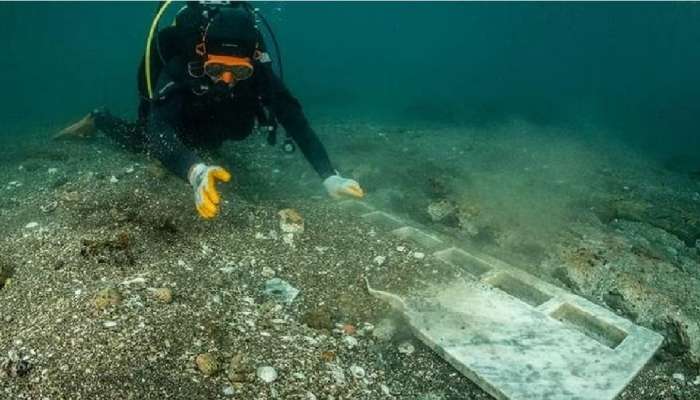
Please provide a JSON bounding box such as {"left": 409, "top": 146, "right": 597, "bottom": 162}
{"left": 391, "top": 226, "right": 446, "bottom": 250}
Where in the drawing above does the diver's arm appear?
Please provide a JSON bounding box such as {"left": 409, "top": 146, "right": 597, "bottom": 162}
{"left": 146, "top": 82, "right": 201, "bottom": 180}
{"left": 267, "top": 75, "right": 335, "bottom": 179}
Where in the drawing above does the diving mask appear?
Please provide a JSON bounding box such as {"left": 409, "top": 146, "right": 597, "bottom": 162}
{"left": 203, "top": 54, "right": 254, "bottom": 85}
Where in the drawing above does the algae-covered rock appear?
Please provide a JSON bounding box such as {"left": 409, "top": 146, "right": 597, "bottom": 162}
{"left": 302, "top": 306, "right": 335, "bottom": 331}
{"left": 195, "top": 353, "right": 219, "bottom": 376}
{"left": 93, "top": 288, "right": 121, "bottom": 311}
{"left": 150, "top": 287, "right": 173, "bottom": 304}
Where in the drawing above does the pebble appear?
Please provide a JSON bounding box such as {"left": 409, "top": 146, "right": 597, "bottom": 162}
{"left": 413, "top": 252, "right": 425, "bottom": 260}
{"left": 257, "top": 366, "right": 278, "bottom": 383}
{"left": 396, "top": 246, "right": 406, "bottom": 252}
{"left": 222, "top": 385, "right": 235, "bottom": 396}
{"left": 398, "top": 342, "right": 415, "bottom": 355}
{"left": 672, "top": 373, "right": 685, "bottom": 383}
{"left": 380, "top": 384, "right": 392, "bottom": 396}
{"left": 373, "top": 256, "right": 386, "bottom": 266}
{"left": 261, "top": 266, "right": 276, "bottom": 278}
{"left": 349, "top": 364, "right": 365, "bottom": 379}
{"left": 150, "top": 287, "right": 173, "bottom": 304}
{"left": 195, "top": 353, "right": 219, "bottom": 376}
{"left": 47, "top": 168, "right": 58, "bottom": 175}
{"left": 343, "top": 335, "right": 359, "bottom": 348}
{"left": 103, "top": 321, "right": 118, "bottom": 328}
{"left": 109, "top": 176, "right": 119, "bottom": 183}
{"left": 24, "top": 222, "right": 39, "bottom": 229}
{"left": 125, "top": 167, "right": 135, "bottom": 174}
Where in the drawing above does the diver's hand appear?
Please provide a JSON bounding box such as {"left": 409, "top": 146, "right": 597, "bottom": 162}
{"left": 188, "top": 163, "right": 231, "bottom": 219}
{"left": 323, "top": 174, "right": 365, "bottom": 199}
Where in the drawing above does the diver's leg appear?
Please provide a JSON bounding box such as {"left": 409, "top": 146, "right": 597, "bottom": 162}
{"left": 91, "top": 108, "right": 147, "bottom": 153}
{"left": 55, "top": 108, "right": 148, "bottom": 154}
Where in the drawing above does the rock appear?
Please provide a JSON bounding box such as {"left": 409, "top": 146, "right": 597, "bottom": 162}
{"left": 261, "top": 266, "right": 276, "bottom": 278}
{"left": 24, "top": 222, "right": 39, "bottom": 229}
{"left": 40, "top": 201, "right": 58, "bottom": 213}
{"left": 396, "top": 246, "right": 406, "bottom": 252}
{"left": 398, "top": 342, "right": 415, "bottom": 355}
{"left": 228, "top": 352, "right": 255, "bottom": 383}
{"left": 302, "top": 306, "right": 334, "bottom": 331}
{"left": 109, "top": 176, "right": 119, "bottom": 183}
{"left": 381, "top": 384, "right": 392, "bottom": 396}
{"left": 672, "top": 373, "right": 685, "bottom": 383}
{"left": 320, "top": 351, "right": 336, "bottom": 363}
{"left": 372, "top": 318, "right": 397, "bottom": 341}
{"left": 1, "top": 351, "right": 32, "bottom": 378}
{"left": 278, "top": 208, "right": 304, "bottom": 234}
{"left": 150, "top": 287, "right": 173, "bottom": 303}
{"left": 328, "top": 363, "right": 346, "bottom": 386}
{"left": 427, "top": 200, "right": 457, "bottom": 222}
{"left": 222, "top": 385, "right": 235, "bottom": 396}
{"left": 47, "top": 168, "right": 58, "bottom": 174}
{"left": 257, "top": 366, "right": 278, "bottom": 383}
{"left": 93, "top": 288, "right": 121, "bottom": 311}
{"left": 349, "top": 364, "right": 365, "bottom": 379}
{"left": 341, "top": 324, "right": 356, "bottom": 335}
{"left": 413, "top": 252, "right": 425, "bottom": 260}
{"left": 373, "top": 256, "right": 386, "bottom": 266}
{"left": 103, "top": 321, "right": 118, "bottom": 328}
{"left": 263, "top": 278, "right": 299, "bottom": 304}
{"left": 343, "top": 336, "right": 359, "bottom": 349}
{"left": 195, "top": 353, "right": 219, "bottom": 376}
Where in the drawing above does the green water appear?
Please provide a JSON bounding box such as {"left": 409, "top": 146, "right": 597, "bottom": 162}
{"left": 1, "top": 1, "right": 699, "bottom": 163}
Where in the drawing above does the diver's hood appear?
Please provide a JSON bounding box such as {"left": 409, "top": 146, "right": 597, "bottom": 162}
{"left": 204, "top": 7, "right": 257, "bottom": 58}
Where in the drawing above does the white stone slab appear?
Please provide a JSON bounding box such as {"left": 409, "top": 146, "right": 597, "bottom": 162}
{"left": 341, "top": 204, "right": 664, "bottom": 400}
{"left": 368, "top": 258, "right": 663, "bottom": 400}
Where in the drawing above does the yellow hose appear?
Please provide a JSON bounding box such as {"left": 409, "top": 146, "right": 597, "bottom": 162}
{"left": 145, "top": 0, "right": 173, "bottom": 100}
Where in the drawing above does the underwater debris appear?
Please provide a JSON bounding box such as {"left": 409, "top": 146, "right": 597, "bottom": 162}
{"left": 195, "top": 353, "right": 219, "bottom": 376}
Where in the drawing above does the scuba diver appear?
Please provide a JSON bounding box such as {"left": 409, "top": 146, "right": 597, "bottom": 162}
{"left": 54, "top": 1, "right": 364, "bottom": 219}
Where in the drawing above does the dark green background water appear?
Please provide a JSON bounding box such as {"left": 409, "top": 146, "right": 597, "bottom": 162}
{"left": 1, "top": 2, "right": 698, "bottom": 166}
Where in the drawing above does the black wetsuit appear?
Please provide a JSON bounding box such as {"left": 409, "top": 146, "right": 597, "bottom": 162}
{"left": 95, "top": 54, "right": 335, "bottom": 181}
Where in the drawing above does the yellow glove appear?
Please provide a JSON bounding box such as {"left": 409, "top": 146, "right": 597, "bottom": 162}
{"left": 188, "top": 163, "right": 231, "bottom": 219}
{"left": 323, "top": 174, "right": 365, "bottom": 199}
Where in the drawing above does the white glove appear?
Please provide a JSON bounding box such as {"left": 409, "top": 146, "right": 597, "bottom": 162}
{"left": 323, "top": 174, "right": 365, "bottom": 199}
{"left": 188, "top": 163, "right": 231, "bottom": 219}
